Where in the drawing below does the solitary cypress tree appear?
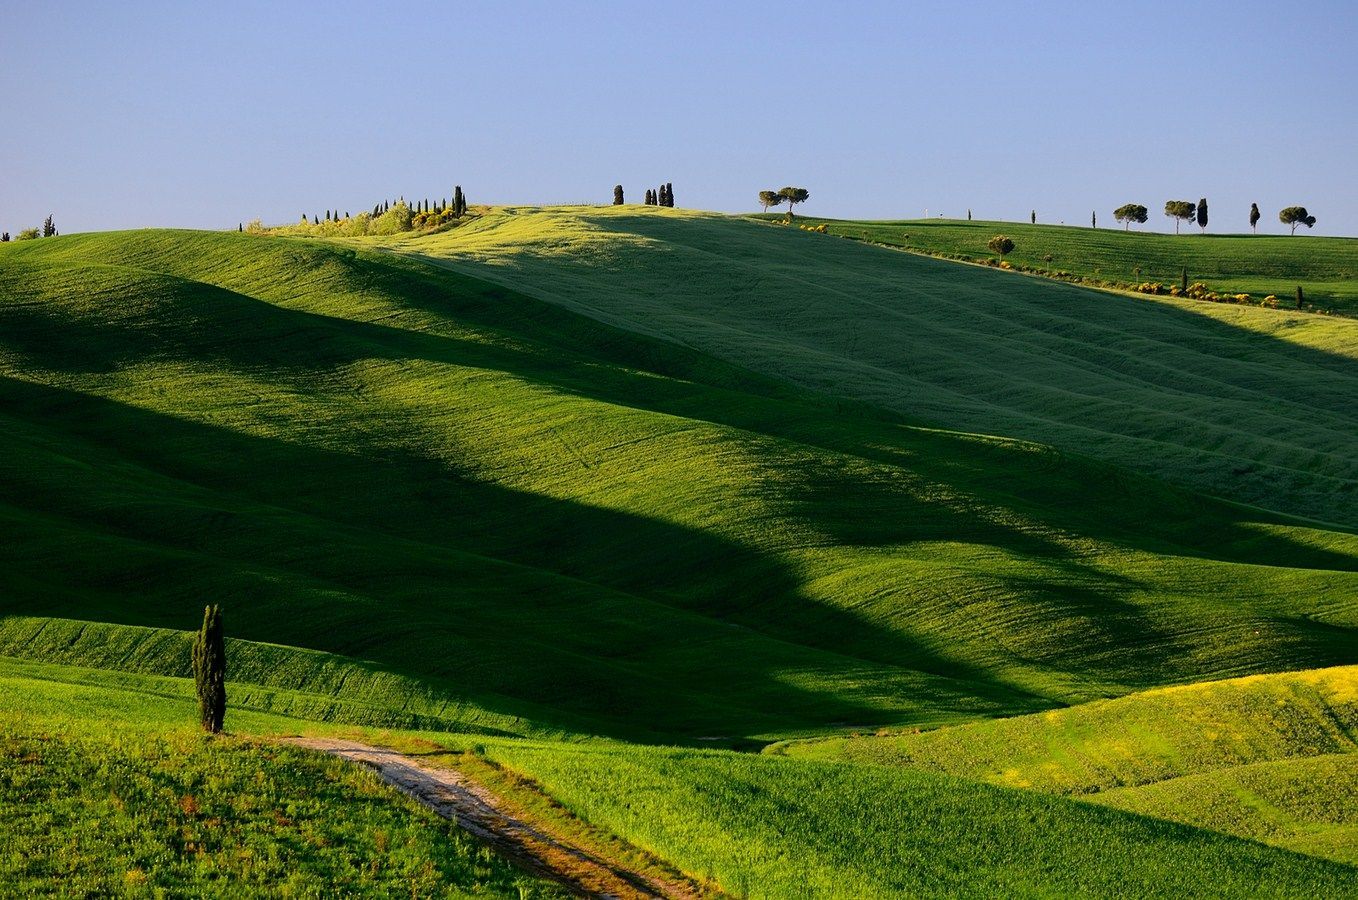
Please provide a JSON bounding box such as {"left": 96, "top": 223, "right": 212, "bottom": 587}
{"left": 967, "top": 209, "right": 972, "bottom": 221}
{"left": 192, "top": 604, "right": 226, "bottom": 734}
{"left": 1030, "top": 210, "right": 1036, "bottom": 225}
{"left": 42, "top": 215, "right": 56, "bottom": 237}
{"left": 1249, "top": 203, "right": 1260, "bottom": 234}
{"left": 1296, "top": 285, "right": 1305, "bottom": 309}
{"left": 237, "top": 224, "right": 242, "bottom": 233}
{"left": 613, "top": 184, "right": 625, "bottom": 205}
{"left": 1092, "top": 210, "right": 1097, "bottom": 229}
{"left": 1196, "top": 198, "right": 1208, "bottom": 234}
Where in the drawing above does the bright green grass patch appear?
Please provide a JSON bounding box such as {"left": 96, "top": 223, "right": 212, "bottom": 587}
{"left": 1092, "top": 753, "right": 1358, "bottom": 865}
{"left": 779, "top": 667, "right": 1358, "bottom": 863}
{"left": 0, "top": 672, "right": 563, "bottom": 898}
{"left": 387, "top": 205, "right": 1358, "bottom": 527}
{"left": 1, "top": 229, "right": 1357, "bottom": 743}
{"left": 475, "top": 740, "right": 1357, "bottom": 899}
{"left": 778, "top": 666, "right": 1358, "bottom": 791}
{"left": 791, "top": 215, "right": 1358, "bottom": 315}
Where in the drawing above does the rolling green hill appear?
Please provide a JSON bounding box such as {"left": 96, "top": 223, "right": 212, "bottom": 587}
{"left": 778, "top": 666, "right": 1358, "bottom": 862}
{"left": 3, "top": 218, "right": 1357, "bottom": 895}
{"left": 3, "top": 229, "right": 1357, "bottom": 745}
{"left": 4, "top": 658, "right": 1353, "bottom": 899}
{"left": 0, "top": 659, "right": 561, "bottom": 897}
{"left": 793, "top": 215, "right": 1358, "bottom": 315}
{"left": 384, "top": 205, "right": 1358, "bottom": 528}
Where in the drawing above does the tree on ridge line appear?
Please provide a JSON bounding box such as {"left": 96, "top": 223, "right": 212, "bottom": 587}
{"left": 1279, "top": 206, "right": 1316, "bottom": 235}
{"left": 1113, "top": 203, "right": 1148, "bottom": 230}
{"left": 778, "top": 186, "right": 810, "bottom": 218}
{"left": 1164, "top": 200, "right": 1195, "bottom": 234}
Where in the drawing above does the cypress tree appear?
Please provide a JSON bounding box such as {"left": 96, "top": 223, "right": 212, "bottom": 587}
{"left": 1196, "top": 198, "right": 1208, "bottom": 234}
{"left": 238, "top": 224, "right": 242, "bottom": 233}
{"left": 967, "top": 209, "right": 972, "bottom": 221}
{"left": 2, "top": 232, "right": 10, "bottom": 242}
{"left": 1249, "top": 203, "right": 1260, "bottom": 234}
{"left": 613, "top": 184, "right": 624, "bottom": 205}
{"left": 192, "top": 604, "right": 227, "bottom": 734}
{"left": 43, "top": 215, "right": 56, "bottom": 237}
{"left": 1031, "top": 210, "right": 1036, "bottom": 225}
{"left": 1092, "top": 210, "right": 1096, "bottom": 229}
{"left": 1296, "top": 285, "right": 1305, "bottom": 309}
{"left": 454, "top": 186, "right": 465, "bottom": 217}
{"left": 313, "top": 215, "right": 319, "bottom": 225}
{"left": 384, "top": 200, "right": 390, "bottom": 213}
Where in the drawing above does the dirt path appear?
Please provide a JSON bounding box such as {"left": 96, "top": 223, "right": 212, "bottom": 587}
{"left": 283, "top": 738, "right": 703, "bottom": 900}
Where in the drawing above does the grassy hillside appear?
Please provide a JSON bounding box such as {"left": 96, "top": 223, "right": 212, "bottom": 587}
{"left": 778, "top": 666, "right": 1358, "bottom": 862}
{"left": 3, "top": 230, "right": 1357, "bottom": 743}
{"left": 5, "top": 659, "right": 1352, "bottom": 899}
{"left": 476, "top": 739, "right": 1357, "bottom": 899}
{"left": 795, "top": 216, "right": 1358, "bottom": 316}
{"left": 0, "top": 660, "right": 561, "bottom": 897}
{"left": 386, "top": 205, "right": 1358, "bottom": 529}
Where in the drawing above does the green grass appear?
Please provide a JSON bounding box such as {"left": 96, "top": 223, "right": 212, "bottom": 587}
{"left": 6, "top": 660, "right": 1352, "bottom": 899}
{"left": 790, "top": 215, "right": 1358, "bottom": 315}
{"left": 475, "top": 739, "right": 1357, "bottom": 899}
{"left": 778, "top": 666, "right": 1358, "bottom": 862}
{"left": 388, "top": 205, "right": 1358, "bottom": 528}
{"left": 1, "top": 228, "right": 1356, "bottom": 743}
{"left": 3, "top": 220, "right": 1357, "bottom": 894}
{"left": 0, "top": 661, "right": 563, "bottom": 898}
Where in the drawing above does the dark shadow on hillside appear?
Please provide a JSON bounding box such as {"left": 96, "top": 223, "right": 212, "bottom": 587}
{"left": 412, "top": 211, "right": 1358, "bottom": 528}
{"left": 3, "top": 239, "right": 1357, "bottom": 740}
{"left": 0, "top": 375, "right": 1055, "bottom": 742}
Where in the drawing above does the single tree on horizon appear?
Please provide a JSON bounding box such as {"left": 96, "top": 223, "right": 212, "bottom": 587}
{"left": 613, "top": 185, "right": 625, "bottom": 205}
{"left": 1249, "top": 203, "right": 1261, "bottom": 234}
{"left": 1196, "top": 198, "right": 1208, "bottom": 234}
{"left": 778, "top": 186, "right": 810, "bottom": 218}
{"left": 42, "top": 215, "right": 57, "bottom": 238}
{"left": 192, "top": 604, "right": 227, "bottom": 734}
{"left": 1164, "top": 200, "right": 1195, "bottom": 234}
{"left": 1030, "top": 210, "right": 1036, "bottom": 225}
{"left": 1092, "top": 210, "right": 1097, "bottom": 228}
{"left": 1114, "top": 204, "right": 1148, "bottom": 230}
{"left": 1279, "top": 206, "right": 1316, "bottom": 235}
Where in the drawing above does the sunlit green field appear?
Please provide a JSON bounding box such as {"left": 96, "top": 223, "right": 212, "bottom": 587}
{"left": 779, "top": 666, "right": 1358, "bottom": 863}
{"left": 0, "top": 661, "right": 562, "bottom": 897}
{"left": 785, "top": 215, "right": 1358, "bottom": 315}
{"left": 5, "top": 659, "right": 1354, "bottom": 899}
{"left": 2, "top": 216, "right": 1356, "bottom": 896}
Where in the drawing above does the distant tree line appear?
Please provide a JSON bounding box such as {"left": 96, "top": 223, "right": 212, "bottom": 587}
{"left": 240, "top": 187, "right": 472, "bottom": 237}
{"left": 1110, "top": 198, "right": 1313, "bottom": 234}
{"left": 641, "top": 183, "right": 675, "bottom": 207}
{"left": 1, "top": 215, "right": 56, "bottom": 241}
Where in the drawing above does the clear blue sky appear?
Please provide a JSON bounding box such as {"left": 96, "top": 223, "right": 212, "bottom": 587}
{"left": 3, "top": 1, "right": 1355, "bottom": 235}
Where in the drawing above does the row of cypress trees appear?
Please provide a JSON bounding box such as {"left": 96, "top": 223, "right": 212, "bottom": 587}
{"left": 299, "top": 186, "right": 470, "bottom": 227}
{"left": 645, "top": 184, "right": 675, "bottom": 207}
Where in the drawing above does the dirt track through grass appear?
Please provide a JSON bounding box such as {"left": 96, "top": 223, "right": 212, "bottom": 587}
{"left": 285, "top": 738, "right": 702, "bottom": 900}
